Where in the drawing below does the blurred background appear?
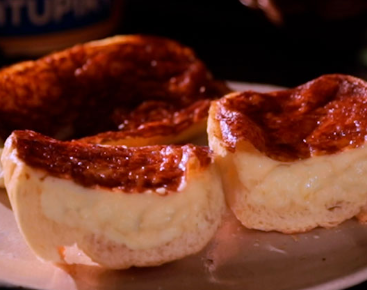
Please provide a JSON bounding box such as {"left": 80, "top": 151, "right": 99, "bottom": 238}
{"left": 123, "top": 0, "right": 367, "bottom": 87}
{"left": 0, "top": 0, "right": 367, "bottom": 87}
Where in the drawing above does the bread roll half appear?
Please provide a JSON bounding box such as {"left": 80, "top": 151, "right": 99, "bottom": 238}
{"left": 2, "top": 130, "right": 225, "bottom": 269}
{"left": 208, "top": 74, "right": 367, "bottom": 233}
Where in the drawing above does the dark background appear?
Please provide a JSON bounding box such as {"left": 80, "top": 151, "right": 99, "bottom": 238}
{"left": 119, "top": 0, "right": 367, "bottom": 87}
{"left": 1, "top": 0, "right": 367, "bottom": 289}
{"left": 1, "top": 0, "right": 367, "bottom": 87}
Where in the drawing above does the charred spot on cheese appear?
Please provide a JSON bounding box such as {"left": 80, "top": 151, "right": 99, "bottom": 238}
{"left": 215, "top": 74, "right": 367, "bottom": 161}
{"left": 13, "top": 130, "right": 212, "bottom": 192}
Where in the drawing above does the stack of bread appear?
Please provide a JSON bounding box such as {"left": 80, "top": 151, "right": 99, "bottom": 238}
{"left": 1, "top": 36, "right": 367, "bottom": 269}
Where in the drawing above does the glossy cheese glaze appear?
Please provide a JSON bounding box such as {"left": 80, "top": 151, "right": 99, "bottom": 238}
{"left": 0, "top": 35, "right": 229, "bottom": 141}
{"left": 215, "top": 74, "right": 367, "bottom": 161}
{"left": 13, "top": 130, "right": 211, "bottom": 192}
{"left": 80, "top": 99, "right": 211, "bottom": 143}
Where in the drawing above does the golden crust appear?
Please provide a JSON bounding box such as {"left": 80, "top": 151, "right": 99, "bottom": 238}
{"left": 11, "top": 130, "right": 212, "bottom": 192}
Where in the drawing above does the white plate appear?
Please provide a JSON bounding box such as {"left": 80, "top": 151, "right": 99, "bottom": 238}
{"left": 1, "top": 82, "right": 367, "bottom": 290}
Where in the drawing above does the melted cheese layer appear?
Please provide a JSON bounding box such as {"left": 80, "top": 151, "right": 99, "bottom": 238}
{"left": 214, "top": 140, "right": 367, "bottom": 232}
{"left": 3, "top": 149, "right": 222, "bottom": 252}
{"left": 38, "top": 168, "right": 220, "bottom": 250}
{"left": 234, "top": 144, "right": 367, "bottom": 210}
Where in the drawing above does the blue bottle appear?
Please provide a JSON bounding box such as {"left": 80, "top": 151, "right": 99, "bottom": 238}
{"left": 0, "top": 0, "right": 122, "bottom": 57}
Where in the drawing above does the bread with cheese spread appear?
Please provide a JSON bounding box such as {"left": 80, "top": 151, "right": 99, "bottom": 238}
{"left": 208, "top": 74, "right": 367, "bottom": 233}
{"left": 2, "top": 130, "right": 225, "bottom": 269}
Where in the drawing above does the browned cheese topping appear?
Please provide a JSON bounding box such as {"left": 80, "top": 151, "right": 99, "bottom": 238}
{"left": 13, "top": 131, "right": 212, "bottom": 192}
{"left": 79, "top": 99, "right": 211, "bottom": 143}
{"left": 215, "top": 74, "right": 367, "bottom": 161}
{"left": 0, "top": 35, "right": 229, "bottom": 141}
